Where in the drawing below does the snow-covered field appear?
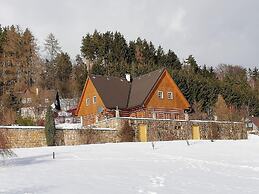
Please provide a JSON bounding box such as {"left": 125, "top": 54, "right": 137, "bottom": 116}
{"left": 1, "top": 135, "right": 259, "bottom": 194}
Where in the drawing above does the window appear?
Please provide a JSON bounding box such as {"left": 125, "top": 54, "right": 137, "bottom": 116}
{"left": 93, "top": 96, "right": 97, "bottom": 104}
{"left": 22, "top": 98, "right": 27, "bottom": 104}
{"left": 158, "top": 91, "right": 163, "bottom": 99}
{"left": 27, "top": 98, "right": 32, "bottom": 103}
{"left": 168, "top": 92, "right": 173, "bottom": 100}
{"left": 86, "top": 97, "right": 90, "bottom": 106}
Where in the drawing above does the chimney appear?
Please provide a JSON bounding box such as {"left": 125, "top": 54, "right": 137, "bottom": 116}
{"left": 125, "top": 73, "right": 131, "bottom": 82}
{"left": 36, "top": 88, "right": 39, "bottom": 96}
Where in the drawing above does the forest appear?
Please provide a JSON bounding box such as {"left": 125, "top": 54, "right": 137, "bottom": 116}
{"left": 0, "top": 25, "right": 259, "bottom": 124}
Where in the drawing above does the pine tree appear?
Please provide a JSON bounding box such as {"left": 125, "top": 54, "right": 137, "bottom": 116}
{"left": 1, "top": 25, "right": 21, "bottom": 94}
{"left": 54, "top": 52, "right": 72, "bottom": 97}
{"left": 44, "top": 106, "right": 56, "bottom": 146}
{"left": 43, "top": 33, "right": 62, "bottom": 89}
{"left": 73, "top": 55, "right": 88, "bottom": 96}
{"left": 44, "top": 33, "right": 61, "bottom": 61}
{"left": 185, "top": 55, "right": 199, "bottom": 73}
{"left": 20, "top": 28, "right": 38, "bottom": 87}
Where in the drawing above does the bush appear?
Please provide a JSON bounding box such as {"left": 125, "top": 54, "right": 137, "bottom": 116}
{"left": 44, "top": 106, "right": 56, "bottom": 146}
{"left": 15, "top": 117, "right": 35, "bottom": 126}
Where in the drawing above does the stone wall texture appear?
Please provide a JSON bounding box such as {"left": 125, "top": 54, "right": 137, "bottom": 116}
{"left": 0, "top": 127, "right": 119, "bottom": 148}
{"left": 0, "top": 127, "right": 47, "bottom": 148}
{"left": 95, "top": 118, "right": 248, "bottom": 141}
{"left": 0, "top": 118, "right": 248, "bottom": 148}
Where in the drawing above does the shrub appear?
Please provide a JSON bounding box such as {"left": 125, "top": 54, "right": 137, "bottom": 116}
{"left": 15, "top": 117, "right": 35, "bottom": 126}
{"left": 44, "top": 106, "right": 56, "bottom": 146}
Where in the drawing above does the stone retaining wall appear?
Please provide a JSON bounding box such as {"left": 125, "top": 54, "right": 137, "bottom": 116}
{"left": 95, "top": 118, "right": 248, "bottom": 141}
{"left": 0, "top": 127, "right": 47, "bottom": 148}
{"left": 55, "top": 129, "right": 119, "bottom": 146}
{"left": 0, "top": 118, "right": 248, "bottom": 148}
{"left": 0, "top": 127, "right": 119, "bottom": 148}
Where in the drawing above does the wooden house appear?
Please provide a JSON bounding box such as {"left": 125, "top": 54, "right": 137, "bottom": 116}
{"left": 18, "top": 87, "right": 56, "bottom": 120}
{"left": 76, "top": 68, "right": 190, "bottom": 125}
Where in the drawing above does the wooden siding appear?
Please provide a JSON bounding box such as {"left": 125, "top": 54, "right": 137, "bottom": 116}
{"left": 77, "top": 78, "right": 106, "bottom": 116}
{"left": 144, "top": 70, "right": 190, "bottom": 110}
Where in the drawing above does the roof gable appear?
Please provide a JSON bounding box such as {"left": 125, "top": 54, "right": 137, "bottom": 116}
{"left": 77, "top": 68, "right": 190, "bottom": 113}
{"left": 144, "top": 70, "right": 190, "bottom": 109}
{"left": 127, "top": 68, "right": 166, "bottom": 108}
{"left": 89, "top": 75, "right": 131, "bottom": 109}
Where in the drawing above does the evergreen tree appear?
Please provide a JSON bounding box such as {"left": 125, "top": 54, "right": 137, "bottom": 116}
{"left": 164, "top": 50, "right": 181, "bottom": 70}
{"left": 44, "top": 33, "right": 61, "bottom": 61}
{"left": 73, "top": 55, "right": 88, "bottom": 95}
{"left": 44, "top": 33, "right": 62, "bottom": 89}
{"left": 54, "top": 52, "right": 73, "bottom": 97}
{"left": 185, "top": 55, "right": 199, "bottom": 73}
{"left": 19, "top": 28, "right": 38, "bottom": 88}
{"left": 44, "top": 106, "right": 56, "bottom": 146}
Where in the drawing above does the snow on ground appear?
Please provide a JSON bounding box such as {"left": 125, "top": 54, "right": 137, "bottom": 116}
{"left": 1, "top": 135, "right": 259, "bottom": 194}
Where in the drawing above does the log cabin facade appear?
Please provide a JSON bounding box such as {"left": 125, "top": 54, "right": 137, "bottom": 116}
{"left": 76, "top": 68, "right": 190, "bottom": 125}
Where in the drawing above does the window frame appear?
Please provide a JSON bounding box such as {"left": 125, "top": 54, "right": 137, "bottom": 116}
{"left": 27, "top": 98, "right": 32, "bottom": 103}
{"left": 93, "top": 96, "right": 97, "bottom": 104}
{"left": 167, "top": 91, "right": 173, "bottom": 100}
{"left": 158, "top": 91, "right": 164, "bottom": 99}
{"left": 86, "top": 97, "right": 90, "bottom": 106}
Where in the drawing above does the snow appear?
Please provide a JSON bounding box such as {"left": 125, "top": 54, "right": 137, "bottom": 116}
{"left": 1, "top": 135, "right": 259, "bottom": 194}
{"left": 55, "top": 123, "right": 115, "bottom": 130}
{"left": 55, "top": 123, "right": 82, "bottom": 129}
{"left": 0, "top": 126, "right": 44, "bottom": 129}
{"left": 92, "top": 127, "right": 116, "bottom": 131}
{"left": 116, "top": 117, "right": 243, "bottom": 124}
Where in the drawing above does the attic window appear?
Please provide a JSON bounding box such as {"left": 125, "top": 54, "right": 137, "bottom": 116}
{"left": 86, "top": 97, "right": 90, "bottom": 106}
{"left": 27, "top": 98, "right": 32, "bottom": 103}
{"left": 93, "top": 96, "right": 97, "bottom": 104}
{"left": 158, "top": 91, "right": 163, "bottom": 99}
{"left": 168, "top": 92, "right": 173, "bottom": 100}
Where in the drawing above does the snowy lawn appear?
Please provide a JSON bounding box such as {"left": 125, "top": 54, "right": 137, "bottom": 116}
{"left": 1, "top": 135, "right": 259, "bottom": 194}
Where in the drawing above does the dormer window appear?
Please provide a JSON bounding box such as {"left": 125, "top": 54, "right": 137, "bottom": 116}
{"left": 86, "top": 97, "right": 90, "bottom": 106}
{"left": 158, "top": 91, "right": 163, "bottom": 99}
{"left": 93, "top": 96, "right": 97, "bottom": 104}
{"left": 27, "top": 98, "right": 32, "bottom": 103}
{"left": 168, "top": 92, "right": 173, "bottom": 100}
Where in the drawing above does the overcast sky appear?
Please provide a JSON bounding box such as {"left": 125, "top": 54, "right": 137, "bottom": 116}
{"left": 0, "top": 0, "right": 258, "bottom": 68}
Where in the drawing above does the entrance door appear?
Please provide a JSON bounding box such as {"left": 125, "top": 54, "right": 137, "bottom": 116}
{"left": 192, "top": 126, "right": 200, "bottom": 140}
{"left": 139, "top": 124, "right": 147, "bottom": 142}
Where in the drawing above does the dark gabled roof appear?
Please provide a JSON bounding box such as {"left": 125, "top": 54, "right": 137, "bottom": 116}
{"left": 127, "top": 68, "right": 165, "bottom": 108}
{"left": 89, "top": 68, "right": 166, "bottom": 110}
{"left": 89, "top": 74, "right": 131, "bottom": 109}
{"left": 250, "top": 117, "right": 259, "bottom": 128}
